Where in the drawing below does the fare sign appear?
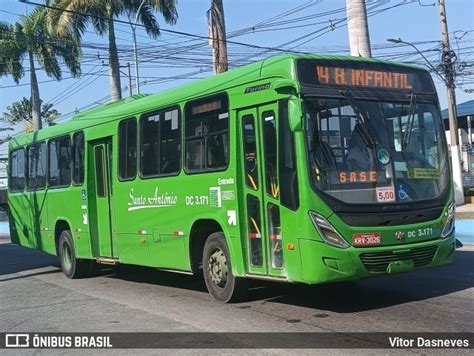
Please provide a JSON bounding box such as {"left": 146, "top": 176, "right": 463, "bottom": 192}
{"left": 316, "top": 66, "right": 414, "bottom": 90}
{"left": 352, "top": 233, "right": 382, "bottom": 246}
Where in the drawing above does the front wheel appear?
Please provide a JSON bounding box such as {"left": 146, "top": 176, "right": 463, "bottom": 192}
{"left": 202, "top": 232, "right": 247, "bottom": 302}
{"left": 58, "top": 230, "right": 95, "bottom": 279}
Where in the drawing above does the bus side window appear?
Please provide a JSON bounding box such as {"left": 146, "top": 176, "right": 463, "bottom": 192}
{"left": 161, "top": 108, "right": 180, "bottom": 174}
{"left": 48, "top": 136, "right": 72, "bottom": 187}
{"left": 140, "top": 114, "right": 160, "bottom": 176}
{"left": 247, "top": 194, "right": 262, "bottom": 267}
{"left": 9, "top": 148, "right": 25, "bottom": 192}
{"left": 27, "top": 142, "right": 47, "bottom": 190}
{"left": 140, "top": 108, "right": 180, "bottom": 177}
{"left": 268, "top": 203, "right": 283, "bottom": 268}
{"left": 263, "top": 111, "right": 279, "bottom": 198}
{"left": 278, "top": 100, "right": 299, "bottom": 210}
{"left": 72, "top": 132, "right": 85, "bottom": 185}
{"left": 242, "top": 115, "right": 258, "bottom": 190}
{"left": 118, "top": 118, "right": 137, "bottom": 180}
{"left": 185, "top": 95, "right": 229, "bottom": 172}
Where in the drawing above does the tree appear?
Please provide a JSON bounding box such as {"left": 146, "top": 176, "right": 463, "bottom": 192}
{"left": 346, "top": 0, "right": 372, "bottom": 57}
{"left": 1, "top": 97, "right": 60, "bottom": 127}
{"left": 50, "top": 0, "right": 178, "bottom": 102}
{"left": 208, "top": 0, "right": 228, "bottom": 74}
{"left": 0, "top": 7, "right": 81, "bottom": 131}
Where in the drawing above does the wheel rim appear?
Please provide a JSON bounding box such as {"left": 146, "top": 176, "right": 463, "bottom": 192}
{"left": 62, "top": 242, "right": 72, "bottom": 271}
{"left": 208, "top": 248, "right": 228, "bottom": 288}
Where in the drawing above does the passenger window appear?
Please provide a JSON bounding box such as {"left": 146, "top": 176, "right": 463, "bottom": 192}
{"left": 242, "top": 115, "right": 258, "bottom": 190}
{"left": 141, "top": 114, "right": 160, "bottom": 176}
{"left": 27, "top": 142, "right": 47, "bottom": 190}
{"left": 72, "top": 132, "right": 85, "bottom": 185}
{"left": 268, "top": 203, "right": 283, "bottom": 269}
{"left": 278, "top": 100, "right": 299, "bottom": 210}
{"left": 48, "top": 136, "right": 72, "bottom": 187}
{"left": 185, "top": 95, "right": 229, "bottom": 172}
{"left": 140, "top": 108, "right": 180, "bottom": 177}
{"left": 95, "top": 146, "right": 106, "bottom": 197}
{"left": 263, "top": 111, "right": 279, "bottom": 198}
{"left": 118, "top": 118, "right": 137, "bottom": 180}
{"left": 247, "top": 194, "right": 262, "bottom": 267}
{"left": 9, "top": 148, "right": 25, "bottom": 192}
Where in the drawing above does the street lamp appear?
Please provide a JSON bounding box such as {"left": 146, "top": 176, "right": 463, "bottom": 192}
{"left": 387, "top": 38, "right": 444, "bottom": 82}
{"left": 128, "top": 0, "right": 147, "bottom": 95}
{"left": 387, "top": 37, "right": 464, "bottom": 205}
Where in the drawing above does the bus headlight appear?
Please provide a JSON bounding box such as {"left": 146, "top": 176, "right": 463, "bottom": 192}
{"left": 309, "top": 211, "right": 349, "bottom": 249}
{"left": 441, "top": 202, "right": 455, "bottom": 238}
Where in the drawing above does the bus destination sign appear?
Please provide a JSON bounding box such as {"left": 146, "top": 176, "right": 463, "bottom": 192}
{"left": 297, "top": 59, "right": 434, "bottom": 93}
{"left": 315, "top": 65, "right": 414, "bottom": 90}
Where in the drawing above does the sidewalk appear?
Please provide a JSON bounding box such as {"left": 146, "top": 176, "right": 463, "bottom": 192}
{"left": 456, "top": 203, "right": 473, "bottom": 245}
{"left": 457, "top": 203, "right": 474, "bottom": 220}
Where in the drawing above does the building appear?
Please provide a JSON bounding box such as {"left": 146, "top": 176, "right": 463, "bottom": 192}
{"left": 441, "top": 99, "right": 474, "bottom": 195}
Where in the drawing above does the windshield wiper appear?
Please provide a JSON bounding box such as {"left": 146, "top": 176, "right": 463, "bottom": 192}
{"left": 402, "top": 92, "right": 417, "bottom": 149}
{"left": 340, "top": 90, "right": 378, "bottom": 147}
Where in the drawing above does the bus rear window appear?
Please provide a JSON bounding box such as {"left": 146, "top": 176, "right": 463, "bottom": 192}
{"left": 9, "top": 148, "right": 25, "bottom": 192}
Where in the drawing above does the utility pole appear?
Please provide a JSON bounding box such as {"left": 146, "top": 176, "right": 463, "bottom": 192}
{"left": 208, "top": 0, "right": 228, "bottom": 74}
{"left": 439, "top": 0, "right": 464, "bottom": 205}
{"left": 346, "top": 0, "right": 372, "bottom": 57}
{"left": 127, "top": 63, "right": 132, "bottom": 97}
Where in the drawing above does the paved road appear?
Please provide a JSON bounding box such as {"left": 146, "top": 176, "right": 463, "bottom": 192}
{"left": 0, "top": 233, "right": 473, "bottom": 351}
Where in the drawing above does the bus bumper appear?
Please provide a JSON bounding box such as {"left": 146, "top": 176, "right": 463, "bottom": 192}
{"left": 296, "top": 234, "right": 456, "bottom": 284}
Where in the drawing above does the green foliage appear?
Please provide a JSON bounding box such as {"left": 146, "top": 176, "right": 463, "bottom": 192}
{"left": 1, "top": 97, "right": 60, "bottom": 126}
{"left": 0, "top": 7, "right": 82, "bottom": 84}
{"left": 50, "top": 0, "right": 178, "bottom": 38}
{"left": 49, "top": 0, "right": 178, "bottom": 100}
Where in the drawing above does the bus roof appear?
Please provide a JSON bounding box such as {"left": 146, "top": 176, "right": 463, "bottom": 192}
{"left": 9, "top": 53, "right": 425, "bottom": 148}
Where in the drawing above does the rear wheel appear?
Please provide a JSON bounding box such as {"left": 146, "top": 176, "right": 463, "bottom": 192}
{"left": 58, "top": 230, "right": 95, "bottom": 279}
{"left": 202, "top": 232, "right": 247, "bottom": 302}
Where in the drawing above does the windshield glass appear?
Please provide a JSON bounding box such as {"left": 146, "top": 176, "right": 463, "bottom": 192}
{"left": 305, "top": 98, "right": 449, "bottom": 205}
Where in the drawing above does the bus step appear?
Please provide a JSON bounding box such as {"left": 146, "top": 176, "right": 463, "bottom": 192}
{"left": 96, "top": 257, "right": 119, "bottom": 265}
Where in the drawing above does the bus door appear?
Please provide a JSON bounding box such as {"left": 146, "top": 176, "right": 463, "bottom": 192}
{"left": 239, "top": 103, "right": 285, "bottom": 278}
{"left": 89, "top": 139, "right": 115, "bottom": 258}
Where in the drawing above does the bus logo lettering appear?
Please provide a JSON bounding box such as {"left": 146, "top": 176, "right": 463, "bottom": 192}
{"left": 128, "top": 187, "right": 177, "bottom": 211}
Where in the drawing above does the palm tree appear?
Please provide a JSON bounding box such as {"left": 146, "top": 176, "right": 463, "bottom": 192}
{"left": 1, "top": 97, "right": 60, "bottom": 127}
{"left": 50, "top": 0, "right": 178, "bottom": 101}
{"left": 0, "top": 7, "right": 81, "bottom": 131}
{"left": 208, "top": 0, "right": 228, "bottom": 74}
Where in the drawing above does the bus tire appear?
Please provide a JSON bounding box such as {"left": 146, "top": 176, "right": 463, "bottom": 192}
{"left": 202, "top": 232, "right": 247, "bottom": 302}
{"left": 58, "top": 230, "right": 91, "bottom": 279}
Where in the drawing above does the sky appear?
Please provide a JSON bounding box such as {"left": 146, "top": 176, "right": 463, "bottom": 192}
{"left": 0, "top": 0, "right": 473, "bottom": 155}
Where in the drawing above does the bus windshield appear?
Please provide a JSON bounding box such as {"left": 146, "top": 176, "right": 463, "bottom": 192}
{"left": 305, "top": 98, "right": 449, "bottom": 205}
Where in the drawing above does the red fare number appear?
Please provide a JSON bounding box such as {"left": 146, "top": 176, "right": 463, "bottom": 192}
{"left": 376, "top": 186, "right": 396, "bottom": 203}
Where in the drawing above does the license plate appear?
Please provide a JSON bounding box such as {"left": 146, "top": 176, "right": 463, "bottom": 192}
{"left": 352, "top": 233, "right": 381, "bottom": 246}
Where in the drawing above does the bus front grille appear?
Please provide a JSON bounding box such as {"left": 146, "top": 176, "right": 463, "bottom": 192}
{"left": 360, "top": 245, "right": 438, "bottom": 273}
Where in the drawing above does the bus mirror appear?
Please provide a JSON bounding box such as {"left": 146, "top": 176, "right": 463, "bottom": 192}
{"left": 288, "top": 99, "right": 303, "bottom": 131}
{"left": 272, "top": 79, "right": 297, "bottom": 95}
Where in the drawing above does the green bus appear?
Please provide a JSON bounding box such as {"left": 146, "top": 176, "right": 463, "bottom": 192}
{"left": 8, "top": 54, "right": 455, "bottom": 302}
